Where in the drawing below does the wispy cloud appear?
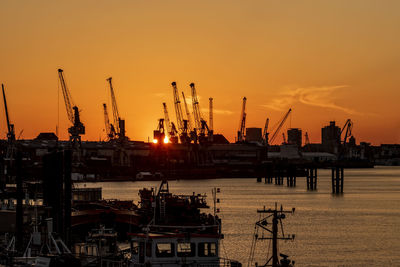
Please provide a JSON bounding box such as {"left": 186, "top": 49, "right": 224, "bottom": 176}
{"left": 153, "top": 92, "right": 167, "bottom": 98}
{"left": 262, "top": 85, "right": 366, "bottom": 115}
{"left": 201, "top": 108, "right": 233, "bottom": 115}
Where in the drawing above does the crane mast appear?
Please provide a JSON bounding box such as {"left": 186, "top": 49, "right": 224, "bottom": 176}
{"left": 305, "top": 132, "right": 310, "bottom": 145}
{"left": 190, "top": 83, "right": 203, "bottom": 131}
{"left": 162, "top": 103, "right": 172, "bottom": 135}
{"left": 263, "top": 118, "right": 269, "bottom": 144}
{"left": 58, "top": 69, "right": 85, "bottom": 145}
{"left": 2, "top": 84, "right": 15, "bottom": 142}
{"left": 107, "top": 77, "right": 125, "bottom": 139}
{"left": 209, "top": 97, "right": 213, "bottom": 132}
{"left": 237, "top": 97, "right": 247, "bottom": 142}
{"left": 103, "top": 103, "right": 116, "bottom": 140}
{"left": 171, "top": 82, "right": 185, "bottom": 132}
{"left": 341, "top": 119, "right": 353, "bottom": 145}
{"left": 269, "top": 108, "right": 292, "bottom": 145}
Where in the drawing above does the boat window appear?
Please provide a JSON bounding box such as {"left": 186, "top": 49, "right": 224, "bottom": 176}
{"left": 198, "top": 242, "right": 217, "bottom": 257}
{"left": 155, "top": 243, "right": 175, "bottom": 257}
{"left": 177, "top": 242, "right": 195, "bottom": 257}
{"left": 131, "top": 241, "right": 139, "bottom": 255}
{"left": 146, "top": 242, "right": 152, "bottom": 257}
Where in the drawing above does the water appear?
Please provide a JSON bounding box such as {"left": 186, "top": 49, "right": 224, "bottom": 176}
{"left": 78, "top": 166, "right": 400, "bottom": 266}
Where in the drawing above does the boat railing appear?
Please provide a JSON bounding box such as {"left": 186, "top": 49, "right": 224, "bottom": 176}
{"left": 129, "top": 258, "right": 241, "bottom": 267}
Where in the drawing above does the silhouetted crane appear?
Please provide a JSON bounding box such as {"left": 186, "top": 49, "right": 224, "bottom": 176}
{"left": 2, "top": 84, "right": 16, "bottom": 159}
{"left": 163, "top": 103, "right": 178, "bottom": 143}
{"left": 107, "top": 77, "right": 126, "bottom": 140}
{"left": 190, "top": 83, "right": 202, "bottom": 131}
{"left": 263, "top": 118, "right": 269, "bottom": 144}
{"left": 269, "top": 108, "right": 292, "bottom": 145}
{"left": 103, "top": 103, "right": 116, "bottom": 140}
{"left": 58, "top": 69, "right": 85, "bottom": 147}
{"left": 237, "top": 97, "right": 247, "bottom": 142}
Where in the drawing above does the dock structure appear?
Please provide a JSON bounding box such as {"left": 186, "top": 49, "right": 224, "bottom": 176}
{"left": 256, "top": 161, "right": 347, "bottom": 193}
{"left": 331, "top": 166, "right": 344, "bottom": 194}
{"left": 306, "top": 167, "right": 318, "bottom": 190}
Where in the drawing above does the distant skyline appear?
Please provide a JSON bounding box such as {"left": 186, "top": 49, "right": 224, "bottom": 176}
{"left": 0, "top": 1, "right": 399, "bottom": 145}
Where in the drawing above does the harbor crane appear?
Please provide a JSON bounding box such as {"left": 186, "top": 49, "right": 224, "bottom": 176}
{"left": 209, "top": 97, "right": 213, "bottom": 132}
{"left": 304, "top": 132, "right": 310, "bottom": 145}
{"left": 171, "top": 82, "right": 190, "bottom": 143}
{"left": 237, "top": 97, "right": 247, "bottom": 142}
{"left": 190, "top": 83, "right": 202, "bottom": 131}
{"left": 341, "top": 119, "right": 353, "bottom": 146}
{"left": 190, "top": 83, "right": 211, "bottom": 143}
{"left": 339, "top": 119, "right": 353, "bottom": 158}
{"left": 107, "top": 77, "right": 126, "bottom": 140}
{"left": 2, "top": 84, "right": 16, "bottom": 159}
{"left": 162, "top": 103, "right": 178, "bottom": 144}
{"left": 58, "top": 69, "right": 85, "bottom": 146}
{"left": 263, "top": 118, "right": 269, "bottom": 145}
{"left": 103, "top": 103, "right": 116, "bottom": 140}
{"left": 269, "top": 108, "right": 292, "bottom": 145}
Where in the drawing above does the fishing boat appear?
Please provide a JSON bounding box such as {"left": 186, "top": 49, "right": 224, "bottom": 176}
{"left": 127, "top": 180, "right": 241, "bottom": 267}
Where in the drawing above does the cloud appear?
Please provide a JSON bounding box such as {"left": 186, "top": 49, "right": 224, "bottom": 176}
{"left": 153, "top": 92, "right": 167, "bottom": 98}
{"left": 201, "top": 108, "right": 233, "bottom": 115}
{"left": 262, "top": 85, "right": 367, "bottom": 115}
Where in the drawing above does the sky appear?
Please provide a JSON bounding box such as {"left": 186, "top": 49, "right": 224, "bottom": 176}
{"left": 0, "top": 1, "right": 399, "bottom": 145}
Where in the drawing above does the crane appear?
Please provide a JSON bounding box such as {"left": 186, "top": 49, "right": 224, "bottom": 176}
{"left": 163, "top": 103, "right": 178, "bottom": 143}
{"left": 190, "top": 83, "right": 203, "bottom": 131}
{"left": 2, "top": 84, "right": 16, "bottom": 160}
{"left": 58, "top": 69, "right": 85, "bottom": 146}
{"left": 263, "top": 118, "right": 269, "bottom": 145}
{"left": 237, "top": 97, "right": 247, "bottom": 142}
{"left": 171, "top": 82, "right": 185, "bottom": 132}
{"left": 269, "top": 108, "right": 292, "bottom": 145}
{"left": 103, "top": 103, "right": 116, "bottom": 140}
{"left": 341, "top": 119, "right": 353, "bottom": 146}
{"left": 2, "top": 84, "right": 15, "bottom": 143}
{"left": 107, "top": 77, "right": 126, "bottom": 140}
{"left": 209, "top": 97, "right": 213, "bottom": 132}
{"left": 304, "top": 132, "right": 310, "bottom": 145}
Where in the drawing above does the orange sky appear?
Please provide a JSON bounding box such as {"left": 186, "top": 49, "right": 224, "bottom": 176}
{"left": 0, "top": 1, "right": 399, "bottom": 145}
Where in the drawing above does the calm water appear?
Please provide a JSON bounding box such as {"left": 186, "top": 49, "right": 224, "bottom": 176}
{"left": 78, "top": 166, "right": 400, "bottom": 266}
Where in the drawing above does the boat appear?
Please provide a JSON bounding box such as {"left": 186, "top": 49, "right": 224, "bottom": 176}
{"left": 127, "top": 180, "right": 241, "bottom": 267}
{"left": 248, "top": 203, "right": 296, "bottom": 267}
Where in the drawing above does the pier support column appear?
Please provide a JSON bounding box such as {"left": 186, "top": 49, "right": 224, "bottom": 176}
{"left": 306, "top": 168, "right": 318, "bottom": 190}
{"left": 331, "top": 167, "right": 344, "bottom": 194}
{"left": 286, "top": 167, "right": 296, "bottom": 187}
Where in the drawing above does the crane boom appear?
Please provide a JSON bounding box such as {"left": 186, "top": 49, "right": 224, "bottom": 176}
{"left": 2, "top": 84, "right": 14, "bottom": 140}
{"left": 237, "top": 97, "right": 247, "bottom": 142}
{"left": 171, "top": 82, "right": 185, "bottom": 132}
{"left": 58, "top": 69, "right": 85, "bottom": 145}
{"left": 103, "top": 103, "right": 116, "bottom": 140}
{"left": 305, "top": 132, "right": 310, "bottom": 145}
{"left": 182, "top": 91, "right": 193, "bottom": 131}
{"left": 58, "top": 69, "right": 75, "bottom": 123}
{"left": 190, "top": 83, "right": 202, "bottom": 130}
{"left": 263, "top": 118, "right": 269, "bottom": 144}
{"left": 163, "top": 103, "right": 172, "bottom": 136}
{"left": 341, "top": 119, "right": 353, "bottom": 145}
{"left": 209, "top": 97, "right": 213, "bottom": 131}
{"left": 269, "top": 108, "right": 292, "bottom": 145}
{"left": 107, "top": 77, "right": 120, "bottom": 133}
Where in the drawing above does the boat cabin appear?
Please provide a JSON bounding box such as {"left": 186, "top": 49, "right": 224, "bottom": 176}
{"left": 129, "top": 232, "right": 222, "bottom": 266}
